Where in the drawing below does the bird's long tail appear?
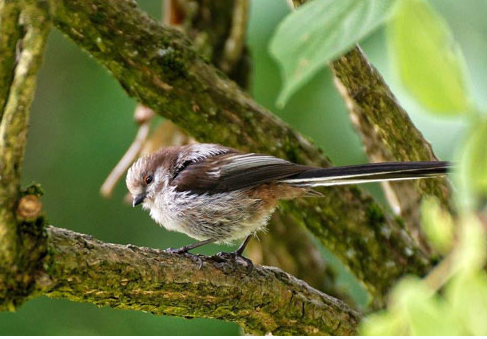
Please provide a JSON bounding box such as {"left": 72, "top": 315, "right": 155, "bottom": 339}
{"left": 281, "top": 161, "right": 450, "bottom": 187}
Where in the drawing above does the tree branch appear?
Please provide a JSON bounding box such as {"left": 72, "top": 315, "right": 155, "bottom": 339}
{"left": 0, "top": 0, "right": 51, "bottom": 309}
{"left": 331, "top": 46, "right": 452, "bottom": 252}
{"left": 50, "top": 0, "right": 432, "bottom": 306}
{"left": 247, "top": 213, "right": 351, "bottom": 303}
{"left": 36, "top": 226, "right": 360, "bottom": 335}
{"left": 0, "top": 0, "right": 21, "bottom": 273}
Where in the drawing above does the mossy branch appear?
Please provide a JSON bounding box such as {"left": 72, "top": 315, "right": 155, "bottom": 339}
{"left": 331, "top": 46, "right": 452, "bottom": 252}
{"left": 0, "top": 0, "right": 51, "bottom": 309}
{"left": 0, "top": 0, "right": 21, "bottom": 118}
{"left": 50, "top": 0, "right": 433, "bottom": 306}
{"left": 37, "top": 226, "right": 360, "bottom": 336}
{"left": 0, "top": 0, "right": 22, "bottom": 272}
{"left": 247, "top": 213, "right": 351, "bottom": 303}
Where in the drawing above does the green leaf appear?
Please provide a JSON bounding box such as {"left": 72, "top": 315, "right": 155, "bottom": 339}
{"left": 388, "top": 0, "right": 472, "bottom": 115}
{"left": 447, "top": 272, "right": 487, "bottom": 335}
{"left": 390, "top": 277, "right": 462, "bottom": 335}
{"left": 404, "top": 287, "right": 462, "bottom": 335}
{"left": 420, "top": 197, "right": 454, "bottom": 254}
{"left": 359, "top": 311, "right": 406, "bottom": 336}
{"left": 361, "top": 277, "right": 462, "bottom": 335}
{"left": 457, "top": 119, "right": 487, "bottom": 207}
{"left": 453, "top": 214, "right": 487, "bottom": 275}
{"left": 270, "top": 0, "right": 396, "bottom": 107}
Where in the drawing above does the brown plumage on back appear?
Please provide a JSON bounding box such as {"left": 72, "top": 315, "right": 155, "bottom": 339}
{"left": 173, "top": 151, "right": 312, "bottom": 193}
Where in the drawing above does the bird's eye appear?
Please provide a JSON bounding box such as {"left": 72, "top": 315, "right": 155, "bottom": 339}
{"left": 144, "top": 175, "right": 153, "bottom": 185}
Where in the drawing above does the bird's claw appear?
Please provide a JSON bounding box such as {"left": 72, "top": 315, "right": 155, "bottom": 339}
{"left": 212, "top": 251, "right": 254, "bottom": 274}
{"left": 164, "top": 247, "right": 188, "bottom": 255}
{"left": 163, "top": 247, "right": 254, "bottom": 272}
{"left": 164, "top": 247, "right": 204, "bottom": 269}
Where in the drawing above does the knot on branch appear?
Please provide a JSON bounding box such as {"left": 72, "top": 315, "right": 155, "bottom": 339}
{"left": 17, "top": 194, "right": 42, "bottom": 220}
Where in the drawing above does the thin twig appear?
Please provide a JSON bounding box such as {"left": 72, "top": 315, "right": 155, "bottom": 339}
{"left": 423, "top": 253, "right": 455, "bottom": 292}
{"left": 100, "top": 105, "right": 153, "bottom": 197}
{"left": 100, "top": 121, "right": 151, "bottom": 197}
{"left": 219, "top": 0, "right": 248, "bottom": 73}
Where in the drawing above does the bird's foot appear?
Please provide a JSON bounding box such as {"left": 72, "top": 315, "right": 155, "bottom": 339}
{"left": 211, "top": 251, "right": 254, "bottom": 274}
{"left": 164, "top": 246, "right": 189, "bottom": 255}
{"left": 164, "top": 247, "right": 204, "bottom": 269}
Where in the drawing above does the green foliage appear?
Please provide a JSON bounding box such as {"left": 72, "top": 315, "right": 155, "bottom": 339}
{"left": 453, "top": 215, "right": 487, "bottom": 275}
{"left": 269, "top": 0, "right": 396, "bottom": 107}
{"left": 457, "top": 118, "right": 487, "bottom": 208}
{"left": 361, "top": 216, "right": 487, "bottom": 335}
{"left": 362, "top": 1, "right": 487, "bottom": 335}
{"left": 447, "top": 271, "right": 487, "bottom": 335}
{"left": 387, "top": 0, "right": 473, "bottom": 115}
{"left": 420, "top": 197, "right": 453, "bottom": 254}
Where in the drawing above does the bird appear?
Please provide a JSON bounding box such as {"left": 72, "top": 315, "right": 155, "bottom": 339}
{"left": 126, "top": 143, "right": 450, "bottom": 263}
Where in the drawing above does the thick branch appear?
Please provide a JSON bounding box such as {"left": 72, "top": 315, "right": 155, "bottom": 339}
{"left": 331, "top": 46, "right": 452, "bottom": 251}
{"left": 37, "top": 226, "right": 360, "bottom": 335}
{"left": 0, "top": 0, "right": 21, "bottom": 272}
{"left": 247, "top": 213, "right": 351, "bottom": 303}
{"left": 50, "top": 0, "right": 432, "bottom": 305}
{"left": 0, "top": 0, "right": 51, "bottom": 308}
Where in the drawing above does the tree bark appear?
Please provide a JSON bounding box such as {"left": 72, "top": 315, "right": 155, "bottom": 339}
{"left": 0, "top": 0, "right": 21, "bottom": 119}
{"left": 0, "top": 0, "right": 51, "bottom": 310}
{"left": 330, "top": 46, "right": 452, "bottom": 253}
{"left": 38, "top": 226, "right": 360, "bottom": 335}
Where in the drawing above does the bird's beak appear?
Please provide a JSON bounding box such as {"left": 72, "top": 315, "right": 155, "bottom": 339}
{"left": 132, "top": 194, "right": 146, "bottom": 207}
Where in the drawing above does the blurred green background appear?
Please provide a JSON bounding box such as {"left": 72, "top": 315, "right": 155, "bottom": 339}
{"left": 1, "top": 0, "right": 485, "bottom": 335}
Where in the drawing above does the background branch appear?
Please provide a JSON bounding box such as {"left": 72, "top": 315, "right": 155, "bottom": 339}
{"left": 330, "top": 46, "right": 452, "bottom": 252}
{"left": 51, "top": 0, "right": 432, "bottom": 306}
{"left": 38, "top": 226, "right": 360, "bottom": 336}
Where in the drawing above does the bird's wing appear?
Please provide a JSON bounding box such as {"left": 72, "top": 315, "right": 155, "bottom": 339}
{"left": 172, "top": 152, "right": 309, "bottom": 194}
